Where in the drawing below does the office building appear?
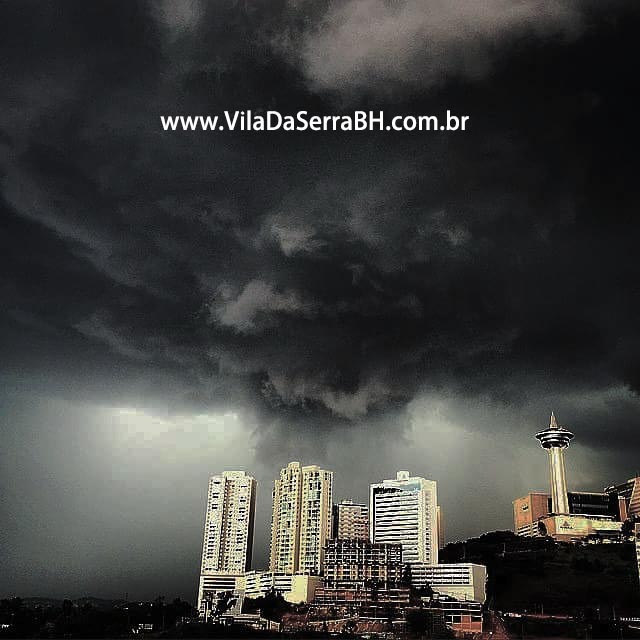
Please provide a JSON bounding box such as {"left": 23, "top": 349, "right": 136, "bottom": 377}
{"left": 410, "top": 563, "right": 487, "bottom": 603}
{"left": 605, "top": 477, "right": 640, "bottom": 521}
{"left": 370, "top": 470, "right": 439, "bottom": 565}
{"left": 513, "top": 492, "right": 551, "bottom": 537}
{"left": 197, "top": 471, "right": 257, "bottom": 614}
{"left": 514, "top": 491, "right": 621, "bottom": 537}
{"left": 568, "top": 491, "right": 621, "bottom": 518}
{"left": 269, "top": 461, "right": 333, "bottom": 575}
{"left": 332, "top": 500, "right": 369, "bottom": 540}
{"left": 323, "top": 539, "right": 403, "bottom": 589}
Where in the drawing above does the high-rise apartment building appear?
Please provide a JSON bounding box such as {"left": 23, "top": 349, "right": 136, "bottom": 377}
{"left": 332, "top": 500, "right": 369, "bottom": 540}
{"left": 370, "top": 470, "right": 439, "bottom": 565}
{"left": 269, "top": 461, "right": 333, "bottom": 575}
{"left": 197, "top": 471, "right": 256, "bottom": 613}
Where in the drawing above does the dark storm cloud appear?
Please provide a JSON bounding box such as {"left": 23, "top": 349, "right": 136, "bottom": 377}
{"left": 2, "top": 0, "right": 640, "bottom": 599}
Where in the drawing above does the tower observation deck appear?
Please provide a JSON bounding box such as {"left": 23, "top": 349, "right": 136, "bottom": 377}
{"left": 535, "top": 413, "right": 574, "bottom": 515}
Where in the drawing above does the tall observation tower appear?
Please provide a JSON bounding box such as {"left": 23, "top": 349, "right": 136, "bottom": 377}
{"left": 535, "top": 412, "right": 574, "bottom": 515}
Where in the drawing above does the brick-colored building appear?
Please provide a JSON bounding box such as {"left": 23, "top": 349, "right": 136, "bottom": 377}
{"left": 513, "top": 492, "right": 550, "bottom": 537}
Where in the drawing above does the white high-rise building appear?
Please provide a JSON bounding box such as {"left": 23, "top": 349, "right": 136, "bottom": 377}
{"left": 370, "top": 470, "right": 439, "bottom": 565}
{"left": 197, "top": 471, "right": 256, "bottom": 614}
{"left": 270, "top": 461, "right": 333, "bottom": 575}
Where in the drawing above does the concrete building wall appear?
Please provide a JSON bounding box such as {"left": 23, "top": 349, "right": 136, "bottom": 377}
{"left": 287, "top": 575, "right": 321, "bottom": 603}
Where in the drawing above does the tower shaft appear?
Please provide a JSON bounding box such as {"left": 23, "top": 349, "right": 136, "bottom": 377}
{"left": 548, "top": 446, "right": 570, "bottom": 515}
{"left": 535, "top": 413, "right": 574, "bottom": 516}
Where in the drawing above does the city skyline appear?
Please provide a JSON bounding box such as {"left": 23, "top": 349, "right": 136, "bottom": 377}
{"left": 3, "top": 404, "right": 638, "bottom": 601}
{"left": 194, "top": 414, "right": 636, "bottom": 616}
{"left": 2, "top": 1, "right": 640, "bottom": 604}
{"left": 198, "top": 465, "right": 440, "bottom": 581}
{"left": 192, "top": 415, "right": 634, "bottom": 591}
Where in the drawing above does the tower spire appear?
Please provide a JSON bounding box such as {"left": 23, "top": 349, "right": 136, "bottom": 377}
{"left": 550, "top": 411, "right": 557, "bottom": 428}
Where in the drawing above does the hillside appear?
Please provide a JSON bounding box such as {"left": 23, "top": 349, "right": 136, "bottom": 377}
{"left": 440, "top": 531, "right": 640, "bottom": 615}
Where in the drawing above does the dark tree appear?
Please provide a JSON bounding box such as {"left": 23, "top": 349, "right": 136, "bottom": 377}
{"left": 621, "top": 518, "right": 635, "bottom": 539}
{"left": 401, "top": 563, "right": 413, "bottom": 587}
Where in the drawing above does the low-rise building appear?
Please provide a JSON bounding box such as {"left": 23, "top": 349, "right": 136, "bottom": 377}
{"left": 421, "top": 593, "right": 483, "bottom": 635}
{"left": 514, "top": 491, "right": 622, "bottom": 540}
{"left": 241, "top": 571, "right": 293, "bottom": 599}
{"left": 198, "top": 573, "right": 243, "bottom": 621}
{"left": 410, "top": 563, "right": 487, "bottom": 603}
{"left": 240, "top": 570, "right": 320, "bottom": 603}
{"left": 538, "top": 514, "right": 622, "bottom": 542}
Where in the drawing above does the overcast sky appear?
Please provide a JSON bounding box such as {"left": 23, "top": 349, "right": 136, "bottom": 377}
{"left": 1, "top": 0, "right": 640, "bottom": 603}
